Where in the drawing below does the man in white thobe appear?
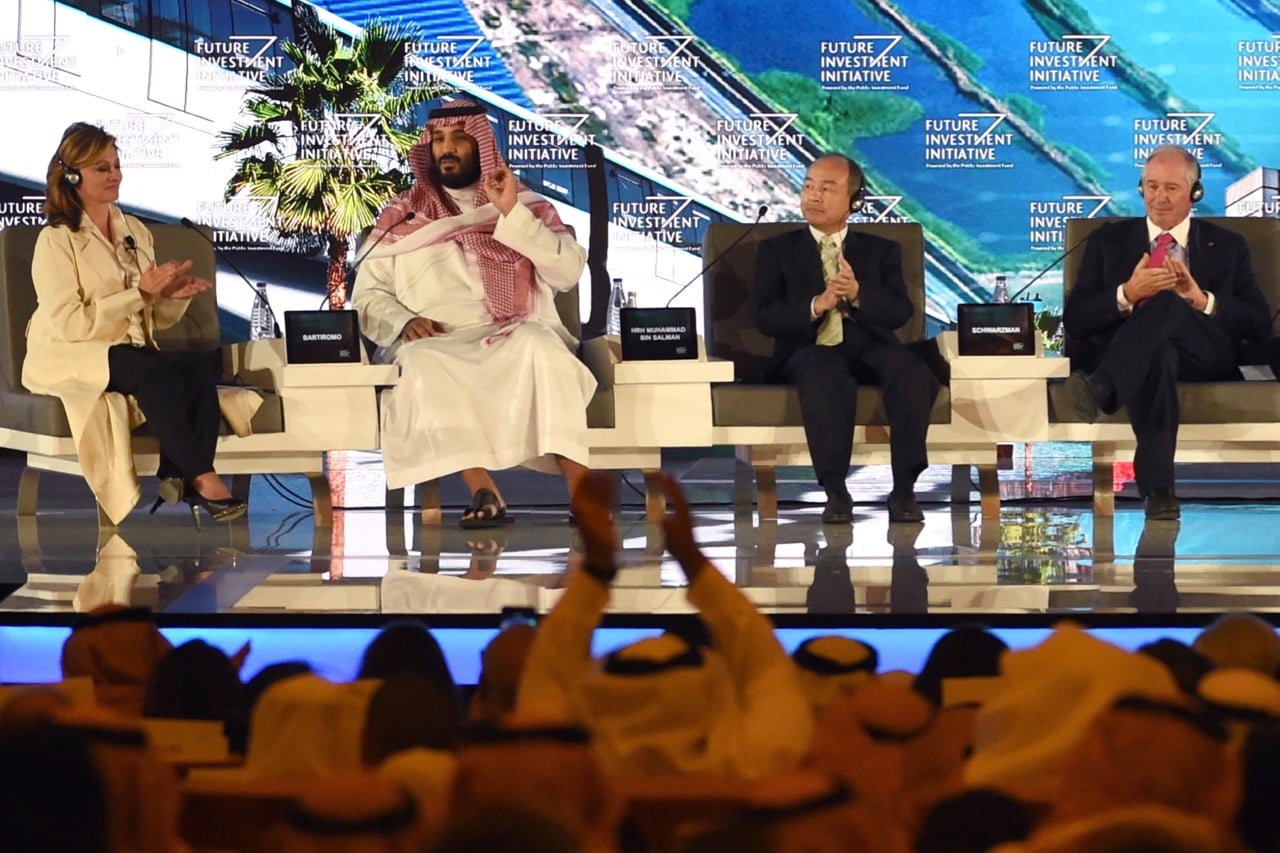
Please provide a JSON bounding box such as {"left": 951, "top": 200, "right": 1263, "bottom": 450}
{"left": 354, "top": 100, "right": 594, "bottom": 527}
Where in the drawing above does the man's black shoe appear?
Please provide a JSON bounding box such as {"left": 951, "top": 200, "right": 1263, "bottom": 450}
{"left": 1064, "top": 370, "right": 1101, "bottom": 424}
{"left": 821, "top": 494, "right": 853, "bottom": 525}
{"left": 1144, "top": 488, "right": 1181, "bottom": 521}
{"left": 887, "top": 491, "right": 924, "bottom": 524}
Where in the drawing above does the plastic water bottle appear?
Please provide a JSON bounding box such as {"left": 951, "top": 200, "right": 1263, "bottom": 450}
{"left": 607, "top": 277, "right": 625, "bottom": 335}
{"left": 992, "top": 275, "right": 1010, "bottom": 304}
{"left": 249, "top": 282, "right": 275, "bottom": 340}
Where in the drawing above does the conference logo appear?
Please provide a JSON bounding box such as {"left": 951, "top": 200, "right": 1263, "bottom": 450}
{"left": 193, "top": 35, "right": 282, "bottom": 90}
{"left": 0, "top": 35, "right": 75, "bottom": 89}
{"left": 610, "top": 194, "right": 710, "bottom": 249}
{"left": 923, "top": 113, "right": 1014, "bottom": 169}
{"left": 818, "top": 35, "right": 910, "bottom": 92}
{"left": 714, "top": 113, "right": 806, "bottom": 170}
{"left": 1027, "top": 194, "right": 1110, "bottom": 252}
{"left": 610, "top": 36, "right": 704, "bottom": 92}
{"left": 1132, "top": 113, "right": 1223, "bottom": 168}
{"left": 195, "top": 195, "right": 285, "bottom": 251}
{"left": 296, "top": 113, "right": 398, "bottom": 169}
{"left": 1237, "top": 192, "right": 1280, "bottom": 216}
{"left": 97, "top": 114, "right": 181, "bottom": 169}
{"left": 854, "top": 194, "right": 910, "bottom": 224}
{"left": 1237, "top": 36, "right": 1280, "bottom": 90}
{"left": 404, "top": 36, "right": 492, "bottom": 87}
{"left": 0, "top": 195, "right": 45, "bottom": 229}
{"left": 504, "top": 111, "right": 596, "bottom": 170}
{"left": 1026, "top": 34, "right": 1116, "bottom": 91}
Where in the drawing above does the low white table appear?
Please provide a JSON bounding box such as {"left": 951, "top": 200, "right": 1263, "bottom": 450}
{"left": 589, "top": 347, "right": 734, "bottom": 520}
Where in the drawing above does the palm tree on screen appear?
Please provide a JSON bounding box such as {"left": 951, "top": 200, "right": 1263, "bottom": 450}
{"left": 215, "top": 1, "right": 446, "bottom": 309}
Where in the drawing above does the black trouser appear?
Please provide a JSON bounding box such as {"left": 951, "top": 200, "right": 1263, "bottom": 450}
{"left": 783, "top": 321, "right": 940, "bottom": 496}
{"left": 1095, "top": 291, "right": 1237, "bottom": 495}
{"left": 105, "top": 345, "right": 221, "bottom": 483}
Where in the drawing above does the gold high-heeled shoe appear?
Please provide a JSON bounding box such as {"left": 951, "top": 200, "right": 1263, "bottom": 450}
{"left": 149, "top": 477, "right": 185, "bottom": 515}
{"left": 185, "top": 494, "right": 248, "bottom": 530}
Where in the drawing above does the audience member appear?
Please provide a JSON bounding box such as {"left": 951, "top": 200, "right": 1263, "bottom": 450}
{"left": 999, "top": 805, "right": 1237, "bottom": 853}
{"left": 1237, "top": 723, "right": 1280, "bottom": 853}
{"left": 1198, "top": 667, "right": 1280, "bottom": 724}
{"left": 54, "top": 705, "right": 184, "bottom": 853}
{"left": 790, "top": 635, "right": 878, "bottom": 713}
{"left": 804, "top": 678, "right": 934, "bottom": 832}
{"left": 259, "top": 771, "right": 432, "bottom": 853}
{"left": 912, "top": 624, "right": 1007, "bottom": 707}
{"left": 142, "top": 637, "right": 241, "bottom": 720}
{"left": 965, "top": 623, "right": 1179, "bottom": 805}
{"left": 363, "top": 676, "right": 460, "bottom": 764}
{"left": 363, "top": 675, "right": 461, "bottom": 829}
{"left": 516, "top": 472, "right": 813, "bottom": 778}
{"left": 428, "top": 803, "right": 584, "bottom": 853}
{"left": 358, "top": 620, "right": 458, "bottom": 704}
{"left": 679, "top": 772, "right": 905, "bottom": 853}
{"left": 0, "top": 684, "right": 74, "bottom": 732}
{"left": 1193, "top": 612, "right": 1280, "bottom": 676}
{"left": 225, "top": 660, "right": 312, "bottom": 755}
{"left": 222, "top": 674, "right": 378, "bottom": 779}
{"left": 1138, "top": 638, "right": 1215, "bottom": 696}
{"left": 901, "top": 703, "right": 983, "bottom": 828}
{"left": 61, "top": 604, "right": 172, "bottom": 717}
{"left": 450, "top": 722, "right": 620, "bottom": 852}
{"left": 0, "top": 722, "right": 109, "bottom": 853}
{"left": 914, "top": 788, "right": 1034, "bottom": 853}
{"left": 1044, "top": 696, "right": 1240, "bottom": 832}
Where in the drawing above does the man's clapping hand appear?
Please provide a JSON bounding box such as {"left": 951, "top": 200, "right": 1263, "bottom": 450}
{"left": 1121, "top": 253, "right": 1177, "bottom": 304}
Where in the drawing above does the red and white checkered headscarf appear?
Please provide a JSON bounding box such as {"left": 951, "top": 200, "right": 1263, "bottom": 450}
{"left": 368, "top": 100, "right": 570, "bottom": 329}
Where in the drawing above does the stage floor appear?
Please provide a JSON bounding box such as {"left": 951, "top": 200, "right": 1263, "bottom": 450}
{"left": 3, "top": 448, "right": 1279, "bottom": 620}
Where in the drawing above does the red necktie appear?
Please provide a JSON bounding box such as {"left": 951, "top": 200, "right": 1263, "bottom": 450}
{"left": 1149, "top": 232, "right": 1174, "bottom": 268}
{"left": 1137, "top": 232, "right": 1174, "bottom": 308}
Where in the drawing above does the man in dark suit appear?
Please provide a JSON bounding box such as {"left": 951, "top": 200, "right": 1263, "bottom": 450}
{"left": 1064, "top": 145, "right": 1271, "bottom": 519}
{"left": 752, "top": 154, "right": 940, "bottom": 524}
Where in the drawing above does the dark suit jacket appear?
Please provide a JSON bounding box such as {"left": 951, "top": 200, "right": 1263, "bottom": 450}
{"left": 751, "top": 227, "right": 913, "bottom": 382}
{"left": 1064, "top": 218, "right": 1271, "bottom": 370}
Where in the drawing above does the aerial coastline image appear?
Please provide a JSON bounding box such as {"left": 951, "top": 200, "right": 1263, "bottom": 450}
{"left": 315, "top": 0, "right": 1280, "bottom": 325}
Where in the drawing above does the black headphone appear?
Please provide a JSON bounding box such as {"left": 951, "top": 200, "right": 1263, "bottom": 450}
{"left": 56, "top": 154, "right": 81, "bottom": 186}
{"left": 846, "top": 157, "right": 866, "bottom": 213}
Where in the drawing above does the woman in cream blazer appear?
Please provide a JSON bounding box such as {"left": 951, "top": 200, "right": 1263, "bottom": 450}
{"left": 23, "top": 122, "right": 246, "bottom": 526}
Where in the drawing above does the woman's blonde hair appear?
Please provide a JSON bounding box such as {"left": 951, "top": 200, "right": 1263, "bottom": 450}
{"left": 44, "top": 122, "right": 117, "bottom": 230}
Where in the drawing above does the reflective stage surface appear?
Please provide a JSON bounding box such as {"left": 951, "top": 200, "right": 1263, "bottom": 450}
{"left": 3, "top": 448, "right": 1278, "bottom": 620}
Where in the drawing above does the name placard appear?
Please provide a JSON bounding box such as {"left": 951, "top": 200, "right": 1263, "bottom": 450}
{"left": 284, "top": 310, "right": 363, "bottom": 364}
{"left": 620, "top": 307, "right": 699, "bottom": 361}
{"left": 957, "top": 303, "right": 1036, "bottom": 356}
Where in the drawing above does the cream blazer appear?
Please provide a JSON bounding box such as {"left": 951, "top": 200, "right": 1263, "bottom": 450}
{"left": 22, "top": 210, "right": 191, "bottom": 524}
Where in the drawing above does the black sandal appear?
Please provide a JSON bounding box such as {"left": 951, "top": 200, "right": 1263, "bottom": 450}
{"left": 459, "top": 488, "right": 515, "bottom": 529}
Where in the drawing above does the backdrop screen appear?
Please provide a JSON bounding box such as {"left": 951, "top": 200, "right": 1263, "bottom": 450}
{"left": 4, "top": 0, "right": 1278, "bottom": 336}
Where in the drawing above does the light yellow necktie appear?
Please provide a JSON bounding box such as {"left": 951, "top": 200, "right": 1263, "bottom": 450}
{"left": 816, "top": 235, "right": 843, "bottom": 346}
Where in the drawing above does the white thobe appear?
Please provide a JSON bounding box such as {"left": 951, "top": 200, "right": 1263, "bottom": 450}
{"left": 353, "top": 191, "right": 595, "bottom": 489}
